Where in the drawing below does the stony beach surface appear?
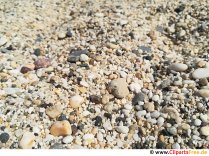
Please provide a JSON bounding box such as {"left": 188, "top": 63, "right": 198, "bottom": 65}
{"left": 0, "top": 0, "right": 209, "bottom": 149}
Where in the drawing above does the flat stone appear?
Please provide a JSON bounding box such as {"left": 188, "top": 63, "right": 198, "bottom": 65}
{"left": 50, "top": 120, "right": 72, "bottom": 136}
{"left": 69, "top": 95, "right": 84, "bottom": 108}
{"left": 0, "top": 132, "right": 10, "bottom": 143}
{"left": 108, "top": 78, "right": 129, "bottom": 98}
{"left": 200, "top": 126, "right": 209, "bottom": 136}
{"left": 169, "top": 63, "right": 188, "bottom": 72}
{"left": 192, "top": 68, "right": 209, "bottom": 79}
{"left": 19, "top": 132, "right": 35, "bottom": 149}
{"left": 198, "top": 89, "right": 209, "bottom": 98}
{"left": 46, "top": 104, "right": 63, "bottom": 119}
{"left": 116, "top": 126, "right": 129, "bottom": 134}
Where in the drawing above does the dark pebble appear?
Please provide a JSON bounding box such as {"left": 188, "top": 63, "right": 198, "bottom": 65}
{"left": 174, "top": 4, "right": 185, "bottom": 13}
{"left": 6, "top": 45, "right": 13, "bottom": 50}
{"left": 71, "top": 125, "right": 78, "bottom": 135}
{"left": 131, "top": 142, "right": 141, "bottom": 149}
{"left": 104, "top": 113, "right": 112, "bottom": 120}
{"left": 132, "top": 92, "right": 145, "bottom": 105}
{"left": 77, "top": 123, "right": 84, "bottom": 131}
{"left": 0, "top": 132, "right": 10, "bottom": 143}
{"left": 57, "top": 114, "right": 68, "bottom": 121}
{"left": 34, "top": 48, "right": 41, "bottom": 56}
{"left": 94, "top": 116, "right": 103, "bottom": 126}
{"left": 39, "top": 103, "right": 53, "bottom": 108}
{"left": 156, "top": 141, "right": 167, "bottom": 149}
{"left": 89, "top": 95, "right": 101, "bottom": 104}
{"left": 115, "top": 117, "right": 126, "bottom": 123}
{"left": 20, "top": 66, "right": 33, "bottom": 74}
{"left": 66, "top": 30, "right": 73, "bottom": 37}
{"left": 67, "top": 56, "right": 79, "bottom": 63}
{"left": 132, "top": 49, "right": 141, "bottom": 57}
{"left": 128, "top": 32, "right": 135, "bottom": 39}
{"left": 143, "top": 55, "right": 152, "bottom": 60}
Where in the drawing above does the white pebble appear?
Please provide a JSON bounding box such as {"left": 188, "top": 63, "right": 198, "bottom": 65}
{"left": 63, "top": 136, "right": 74, "bottom": 144}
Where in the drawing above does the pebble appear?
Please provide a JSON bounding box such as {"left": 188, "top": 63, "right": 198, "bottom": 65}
{"left": 167, "top": 127, "right": 177, "bottom": 135}
{"left": 200, "top": 126, "right": 209, "bottom": 136}
{"left": 194, "top": 119, "right": 202, "bottom": 126}
{"left": 34, "top": 58, "right": 51, "bottom": 69}
{"left": 169, "top": 63, "right": 188, "bottom": 72}
{"left": 19, "top": 132, "right": 35, "bottom": 149}
{"left": 132, "top": 92, "right": 145, "bottom": 105}
{"left": 172, "top": 143, "right": 180, "bottom": 149}
{"left": 46, "top": 104, "right": 63, "bottom": 119}
{"left": 49, "top": 143, "right": 65, "bottom": 149}
{"left": 58, "top": 31, "right": 66, "bottom": 39}
{"left": 83, "top": 134, "right": 94, "bottom": 144}
{"left": 101, "top": 94, "right": 110, "bottom": 104}
{"left": 97, "top": 132, "right": 103, "bottom": 142}
{"left": 50, "top": 120, "right": 72, "bottom": 136}
{"left": 144, "top": 102, "right": 155, "bottom": 112}
{"left": 0, "top": 132, "right": 10, "bottom": 143}
{"left": 108, "top": 78, "right": 129, "bottom": 98}
{"left": 157, "top": 117, "right": 165, "bottom": 126}
{"left": 136, "top": 110, "right": 147, "bottom": 118}
{"left": 80, "top": 54, "right": 89, "bottom": 62}
{"left": 69, "top": 95, "right": 84, "bottom": 108}
{"left": 129, "top": 83, "right": 141, "bottom": 93}
{"left": 116, "top": 126, "right": 129, "bottom": 134}
{"left": 20, "top": 64, "right": 35, "bottom": 74}
{"left": 200, "top": 114, "right": 208, "bottom": 123}
{"left": 89, "top": 95, "right": 101, "bottom": 104}
{"left": 150, "top": 111, "right": 160, "bottom": 118}
{"left": 63, "top": 136, "right": 74, "bottom": 144}
{"left": 192, "top": 68, "right": 209, "bottom": 79}
{"left": 198, "top": 89, "right": 209, "bottom": 98}
{"left": 0, "top": 35, "right": 7, "bottom": 46}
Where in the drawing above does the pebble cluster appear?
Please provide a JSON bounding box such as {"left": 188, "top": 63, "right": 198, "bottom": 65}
{"left": 0, "top": 0, "right": 209, "bottom": 149}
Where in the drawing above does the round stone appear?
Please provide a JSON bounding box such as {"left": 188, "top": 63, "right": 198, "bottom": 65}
{"left": 194, "top": 119, "right": 202, "bottom": 126}
{"left": 0, "top": 132, "right": 10, "bottom": 143}
{"left": 200, "top": 126, "right": 209, "bottom": 136}
{"left": 116, "top": 126, "right": 129, "bottom": 134}
{"left": 50, "top": 120, "right": 72, "bottom": 136}
{"left": 172, "top": 143, "right": 180, "bottom": 149}
{"left": 169, "top": 63, "right": 188, "bottom": 72}
{"left": 108, "top": 78, "right": 129, "bottom": 99}
{"left": 69, "top": 95, "right": 84, "bottom": 108}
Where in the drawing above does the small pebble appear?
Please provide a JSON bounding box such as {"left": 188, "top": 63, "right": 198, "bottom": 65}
{"left": 69, "top": 95, "right": 84, "bottom": 108}
{"left": 50, "top": 120, "right": 72, "bottom": 136}
{"left": 108, "top": 78, "right": 129, "bottom": 98}
{"left": 116, "top": 126, "right": 129, "bottom": 134}
{"left": 0, "top": 132, "right": 10, "bottom": 143}
{"left": 19, "top": 132, "right": 35, "bottom": 149}
{"left": 192, "top": 68, "right": 209, "bottom": 79}
{"left": 169, "top": 63, "right": 188, "bottom": 72}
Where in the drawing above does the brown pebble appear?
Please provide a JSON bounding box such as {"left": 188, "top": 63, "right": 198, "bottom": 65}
{"left": 20, "top": 64, "right": 35, "bottom": 74}
{"left": 50, "top": 120, "right": 72, "bottom": 136}
{"left": 34, "top": 58, "right": 51, "bottom": 69}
